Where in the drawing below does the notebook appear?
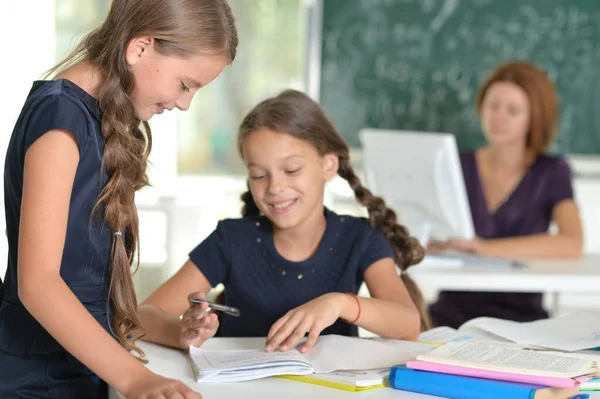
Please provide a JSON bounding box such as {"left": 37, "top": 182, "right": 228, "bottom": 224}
{"left": 388, "top": 366, "right": 578, "bottom": 399}
{"left": 188, "top": 335, "right": 436, "bottom": 383}
{"left": 278, "top": 368, "right": 389, "bottom": 392}
{"left": 414, "top": 341, "right": 600, "bottom": 379}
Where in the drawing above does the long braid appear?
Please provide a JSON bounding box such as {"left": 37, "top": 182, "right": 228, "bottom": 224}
{"left": 338, "top": 156, "right": 431, "bottom": 331}
{"left": 87, "top": 23, "right": 150, "bottom": 358}
{"left": 240, "top": 183, "right": 260, "bottom": 217}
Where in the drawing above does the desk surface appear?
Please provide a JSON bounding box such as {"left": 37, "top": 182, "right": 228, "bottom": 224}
{"left": 108, "top": 340, "right": 438, "bottom": 399}
{"left": 409, "top": 255, "right": 600, "bottom": 293}
{"left": 108, "top": 339, "right": 600, "bottom": 399}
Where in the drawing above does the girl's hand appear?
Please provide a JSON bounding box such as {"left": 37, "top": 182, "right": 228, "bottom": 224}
{"left": 179, "top": 292, "right": 219, "bottom": 349}
{"left": 124, "top": 370, "right": 201, "bottom": 399}
{"left": 426, "top": 241, "right": 447, "bottom": 253}
{"left": 443, "top": 237, "right": 485, "bottom": 255}
{"left": 265, "top": 293, "right": 351, "bottom": 354}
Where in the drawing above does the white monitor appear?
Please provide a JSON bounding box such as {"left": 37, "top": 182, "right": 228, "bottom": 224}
{"left": 359, "top": 129, "right": 474, "bottom": 246}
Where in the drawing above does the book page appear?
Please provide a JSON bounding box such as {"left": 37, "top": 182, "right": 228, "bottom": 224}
{"left": 417, "top": 342, "right": 593, "bottom": 377}
{"left": 304, "top": 335, "right": 437, "bottom": 373}
{"left": 418, "top": 326, "right": 464, "bottom": 343}
{"left": 460, "top": 311, "right": 600, "bottom": 351}
{"left": 419, "top": 326, "right": 511, "bottom": 343}
{"left": 189, "top": 346, "right": 309, "bottom": 371}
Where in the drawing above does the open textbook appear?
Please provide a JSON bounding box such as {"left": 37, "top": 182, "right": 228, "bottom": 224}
{"left": 188, "top": 335, "right": 436, "bottom": 383}
{"left": 419, "top": 310, "right": 600, "bottom": 351}
{"left": 415, "top": 341, "right": 600, "bottom": 379}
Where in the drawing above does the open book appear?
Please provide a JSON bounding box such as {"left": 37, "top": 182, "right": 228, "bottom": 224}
{"left": 419, "top": 310, "right": 600, "bottom": 351}
{"left": 188, "top": 335, "right": 436, "bottom": 383}
{"left": 414, "top": 341, "right": 600, "bottom": 379}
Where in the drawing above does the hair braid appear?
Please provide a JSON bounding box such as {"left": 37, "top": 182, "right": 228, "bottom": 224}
{"left": 240, "top": 184, "right": 260, "bottom": 217}
{"left": 338, "top": 156, "right": 431, "bottom": 331}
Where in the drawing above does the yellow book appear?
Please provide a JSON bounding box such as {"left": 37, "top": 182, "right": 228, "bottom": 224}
{"left": 278, "top": 368, "right": 389, "bottom": 392}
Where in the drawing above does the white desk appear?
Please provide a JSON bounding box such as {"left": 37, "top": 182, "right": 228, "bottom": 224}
{"left": 408, "top": 255, "right": 600, "bottom": 293}
{"left": 108, "top": 340, "right": 439, "bottom": 399}
{"left": 406, "top": 255, "right": 600, "bottom": 315}
{"left": 108, "top": 339, "right": 600, "bottom": 399}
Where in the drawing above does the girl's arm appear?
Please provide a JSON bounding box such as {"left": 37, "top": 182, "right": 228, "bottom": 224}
{"left": 19, "top": 130, "right": 198, "bottom": 398}
{"left": 350, "top": 258, "right": 421, "bottom": 340}
{"left": 138, "top": 260, "right": 215, "bottom": 349}
{"left": 266, "top": 257, "right": 420, "bottom": 353}
{"left": 446, "top": 200, "right": 583, "bottom": 259}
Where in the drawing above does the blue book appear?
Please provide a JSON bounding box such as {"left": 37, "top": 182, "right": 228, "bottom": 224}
{"left": 389, "top": 366, "right": 579, "bottom": 399}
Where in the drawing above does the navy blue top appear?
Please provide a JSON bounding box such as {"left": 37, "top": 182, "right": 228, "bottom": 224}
{"left": 429, "top": 151, "right": 574, "bottom": 328}
{"left": 189, "top": 208, "right": 396, "bottom": 337}
{"left": 0, "top": 79, "right": 113, "bottom": 356}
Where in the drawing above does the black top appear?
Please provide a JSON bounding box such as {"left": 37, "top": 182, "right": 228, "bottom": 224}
{"left": 189, "top": 208, "right": 396, "bottom": 337}
{"left": 0, "top": 79, "right": 114, "bottom": 356}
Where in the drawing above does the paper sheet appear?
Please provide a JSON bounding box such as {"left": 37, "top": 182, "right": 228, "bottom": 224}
{"left": 460, "top": 311, "right": 600, "bottom": 351}
{"left": 305, "top": 335, "right": 437, "bottom": 373}
{"left": 189, "top": 334, "right": 439, "bottom": 382}
{"left": 190, "top": 347, "right": 309, "bottom": 371}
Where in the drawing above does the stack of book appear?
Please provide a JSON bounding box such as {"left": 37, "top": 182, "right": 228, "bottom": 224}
{"left": 389, "top": 341, "right": 599, "bottom": 398}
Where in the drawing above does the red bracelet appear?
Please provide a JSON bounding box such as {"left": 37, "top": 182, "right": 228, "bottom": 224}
{"left": 341, "top": 292, "right": 361, "bottom": 324}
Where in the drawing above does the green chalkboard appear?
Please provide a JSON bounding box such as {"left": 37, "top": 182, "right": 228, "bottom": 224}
{"left": 319, "top": 0, "right": 600, "bottom": 154}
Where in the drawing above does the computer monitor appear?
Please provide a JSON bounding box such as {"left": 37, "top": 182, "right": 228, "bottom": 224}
{"left": 359, "top": 129, "right": 474, "bottom": 246}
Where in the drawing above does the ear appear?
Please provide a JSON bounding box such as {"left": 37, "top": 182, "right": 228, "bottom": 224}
{"left": 125, "top": 36, "right": 154, "bottom": 66}
{"left": 322, "top": 153, "right": 339, "bottom": 180}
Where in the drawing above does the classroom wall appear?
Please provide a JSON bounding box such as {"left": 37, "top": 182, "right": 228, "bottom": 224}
{"left": 129, "top": 165, "right": 600, "bottom": 313}
{"left": 1, "top": 1, "right": 598, "bottom": 320}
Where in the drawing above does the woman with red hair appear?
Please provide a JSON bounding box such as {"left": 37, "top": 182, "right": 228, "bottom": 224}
{"left": 429, "top": 60, "right": 583, "bottom": 328}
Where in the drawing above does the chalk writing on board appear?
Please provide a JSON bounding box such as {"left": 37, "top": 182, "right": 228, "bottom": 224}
{"left": 320, "top": 0, "right": 600, "bottom": 154}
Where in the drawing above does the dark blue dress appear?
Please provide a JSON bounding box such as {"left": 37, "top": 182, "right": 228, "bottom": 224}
{"left": 189, "top": 208, "right": 396, "bottom": 337}
{"left": 0, "top": 79, "right": 113, "bottom": 398}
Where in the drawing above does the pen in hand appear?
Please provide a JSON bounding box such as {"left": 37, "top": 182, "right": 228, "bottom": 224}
{"left": 191, "top": 298, "right": 241, "bottom": 317}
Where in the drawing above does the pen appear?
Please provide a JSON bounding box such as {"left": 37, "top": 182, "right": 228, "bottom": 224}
{"left": 567, "top": 394, "right": 589, "bottom": 399}
{"left": 190, "top": 298, "right": 241, "bottom": 317}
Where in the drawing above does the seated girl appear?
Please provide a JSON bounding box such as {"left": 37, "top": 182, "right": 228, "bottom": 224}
{"left": 138, "top": 89, "right": 430, "bottom": 352}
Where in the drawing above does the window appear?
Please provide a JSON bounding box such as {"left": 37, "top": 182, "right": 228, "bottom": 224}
{"left": 54, "top": 0, "right": 308, "bottom": 177}
{"left": 1, "top": 1, "right": 311, "bottom": 282}
{"left": 177, "top": 0, "right": 307, "bottom": 175}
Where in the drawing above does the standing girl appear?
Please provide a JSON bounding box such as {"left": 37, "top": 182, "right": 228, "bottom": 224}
{"left": 0, "top": 0, "right": 237, "bottom": 398}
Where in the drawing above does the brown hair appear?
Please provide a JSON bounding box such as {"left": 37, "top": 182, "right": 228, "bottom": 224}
{"left": 476, "top": 60, "right": 558, "bottom": 157}
{"left": 47, "top": 0, "right": 238, "bottom": 357}
{"left": 237, "top": 90, "right": 431, "bottom": 331}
